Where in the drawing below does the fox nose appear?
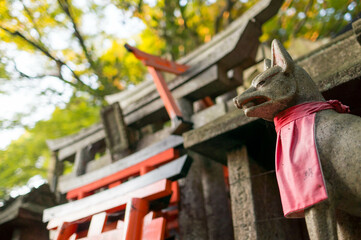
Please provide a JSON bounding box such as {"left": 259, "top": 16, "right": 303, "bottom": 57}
{"left": 233, "top": 86, "right": 256, "bottom": 109}
{"left": 233, "top": 97, "right": 242, "bottom": 109}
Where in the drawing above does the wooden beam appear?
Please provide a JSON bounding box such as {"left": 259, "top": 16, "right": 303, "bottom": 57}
{"left": 57, "top": 129, "right": 105, "bottom": 161}
{"left": 142, "top": 216, "right": 167, "bottom": 240}
{"left": 46, "top": 123, "right": 103, "bottom": 151}
{"left": 58, "top": 135, "right": 183, "bottom": 193}
{"left": 53, "top": 222, "right": 78, "bottom": 240}
{"left": 122, "top": 198, "right": 149, "bottom": 240}
{"left": 66, "top": 148, "right": 179, "bottom": 200}
{"left": 124, "top": 43, "right": 189, "bottom": 74}
{"left": 0, "top": 197, "right": 22, "bottom": 225}
{"left": 45, "top": 179, "right": 172, "bottom": 229}
{"left": 87, "top": 212, "right": 107, "bottom": 237}
{"left": 44, "top": 154, "right": 192, "bottom": 224}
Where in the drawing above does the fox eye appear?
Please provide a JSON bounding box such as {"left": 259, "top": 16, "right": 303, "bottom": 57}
{"left": 257, "top": 80, "right": 266, "bottom": 88}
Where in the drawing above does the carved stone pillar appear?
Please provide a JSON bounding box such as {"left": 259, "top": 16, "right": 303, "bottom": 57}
{"left": 227, "top": 146, "right": 309, "bottom": 240}
{"left": 178, "top": 154, "right": 209, "bottom": 240}
{"left": 227, "top": 147, "right": 257, "bottom": 239}
{"left": 201, "top": 155, "right": 234, "bottom": 240}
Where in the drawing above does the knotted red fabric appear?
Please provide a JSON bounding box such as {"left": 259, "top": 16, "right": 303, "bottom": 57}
{"left": 274, "top": 100, "right": 350, "bottom": 218}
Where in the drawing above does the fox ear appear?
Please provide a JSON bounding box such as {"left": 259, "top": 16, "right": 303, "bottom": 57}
{"left": 264, "top": 58, "right": 271, "bottom": 71}
{"left": 271, "top": 39, "right": 294, "bottom": 73}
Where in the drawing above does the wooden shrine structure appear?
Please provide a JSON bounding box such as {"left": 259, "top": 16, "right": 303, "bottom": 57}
{"left": 41, "top": 0, "right": 361, "bottom": 239}
{"left": 0, "top": 184, "right": 56, "bottom": 240}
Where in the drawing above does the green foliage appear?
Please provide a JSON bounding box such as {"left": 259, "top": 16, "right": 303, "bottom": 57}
{"left": 261, "top": 0, "right": 361, "bottom": 45}
{"left": 0, "top": 0, "right": 146, "bottom": 101}
{"left": 114, "top": 0, "right": 259, "bottom": 59}
{"left": 0, "top": 96, "right": 100, "bottom": 199}
{"left": 114, "top": 0, "right": 360, "bottom": 59}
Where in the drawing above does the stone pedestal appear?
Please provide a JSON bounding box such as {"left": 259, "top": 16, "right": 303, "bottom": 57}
{"left": 227, "top": 146, "right": 309, "bottom": 240}
{"left": 201, "top": 155, "right": 234, "bottom": 240}
{"left": 178, "top": 155, "right": 209, "bottom": 240}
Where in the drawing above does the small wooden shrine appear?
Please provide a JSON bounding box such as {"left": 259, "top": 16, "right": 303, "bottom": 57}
{"left": 0, "top": 184, "right": 56, "bottom": 240}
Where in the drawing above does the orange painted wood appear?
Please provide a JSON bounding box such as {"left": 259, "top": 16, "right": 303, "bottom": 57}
{"left": 223, "top": 166, "right": 229, "bottom": 186}
{"left": 53, "top": 222, "right": 78, "bottom": 240}
{"left": 88, "top": 212, "right": 107, "bottom": 237}
{"left": 77, "top": 228, "right": 123, "bottom": 240}
{"left": 100, "top": 220, "right": 118, "bottom": 233}
{"left": 67, "top": 148, "right": 179, "bottom": 200}
{"left": 147, "top": 67, "right": 183, "bottom": 120}
{"left": 202, "top": 96, "right": 214, "bottom": 107}
{"left": 78, "top": 191, "right": 93, "bottom": 200}
{"left": 48, "top": 180, "right": 172, "bottom": 230}
{"left": 166, "top": 218, "right": 178, "bottom": 232}
{"left": 163, "top": 209, "right": 179, "bottom": 231}
{"left": 124, "top": 44, "right": 189, "bottom": 75}
{"left": 142, "top": 217, "right": 166, "bottom": 240}
{"left": 170, "top": 181, "right": 179, "bottom": 204}
{"left": 123, "top": 198, "right": 149, "bottom": 240}
{"left": 108, "top": 181, "right": 122, "bottom": 189}
{"left": 143, "top": 211, "right": 155, "bottom": 226}
{"left": 69, "top": 233, "right": 77, "bottom": 240}
{"left": 125, "top": 44, "right": 187, "bottom": 120}
{"left": 140, "top": 166, "right": 155, "bottom": 175}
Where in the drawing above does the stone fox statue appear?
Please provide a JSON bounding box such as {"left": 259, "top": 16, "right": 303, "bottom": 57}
{"left": 233, "top": 39, "right": 361, "bottom": 239}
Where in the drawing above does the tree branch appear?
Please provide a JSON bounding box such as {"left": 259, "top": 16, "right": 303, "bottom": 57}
{"left": 292, "top": 0, "right": 314, "bottom": 36}
{"left": 177, "top": 0, "right": 201, "bottom": 48}
{"left": 0, "top": 25, "right": 100, "bottom": 97}
{"left": 20, "top": 0, "right": 44, "bottom": 41}
{"left": 215, "top": 0, "right": 236, "bottom": 33}
{"left": 57, "top": 0, "right": 101, "bottom": 77}
{"left": 13, "top": 61, "right": 79, "bottom": 89}
{"left": 0, "top": 25, "right": 58, "bottom": 62}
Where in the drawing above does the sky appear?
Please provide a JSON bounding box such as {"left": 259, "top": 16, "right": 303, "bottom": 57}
{"left": 0, "top": 1, "right": 148, "bottom": 149}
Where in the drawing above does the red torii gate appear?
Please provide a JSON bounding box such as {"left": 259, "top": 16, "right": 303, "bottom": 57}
{"left": 124, "top": 44, "right": 192, "bottom": 134}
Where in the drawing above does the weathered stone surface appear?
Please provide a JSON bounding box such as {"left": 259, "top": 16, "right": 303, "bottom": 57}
{"left": 46, "top": 123, "right": 103, "bottom": 151}
{"left": 201, "top": 155, "right": 234, "bottom": 240}
{"left": 184, "top": 106, "right": 256, "bottom": 154}
{"left": 297, "top": 31, "right": 361, "bottom": 93}
{"left": 192, "top": 102, "right": 228, "bottom": 128}
{"left": 227, "top": 147, "right": 308, "bottom": 240}
{"left": 336, "top": 210, "right": 361, "bottom": 239}
{"left": 227, "top": 147, "right": 257, "bottom": 240}
{"left": 178, "top": 154, "right": 208, "bottom": 240}
{"left": 256, "top": 218, "right": 309, "bottom": 240}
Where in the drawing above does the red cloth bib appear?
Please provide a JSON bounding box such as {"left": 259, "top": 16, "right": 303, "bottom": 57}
{"left": 274, "top": 100, "right": 350, "bottom": 218}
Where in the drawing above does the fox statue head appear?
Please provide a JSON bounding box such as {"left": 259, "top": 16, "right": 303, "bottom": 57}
{"left": 233, "top": 39, "right": 325, "bottom": 121}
